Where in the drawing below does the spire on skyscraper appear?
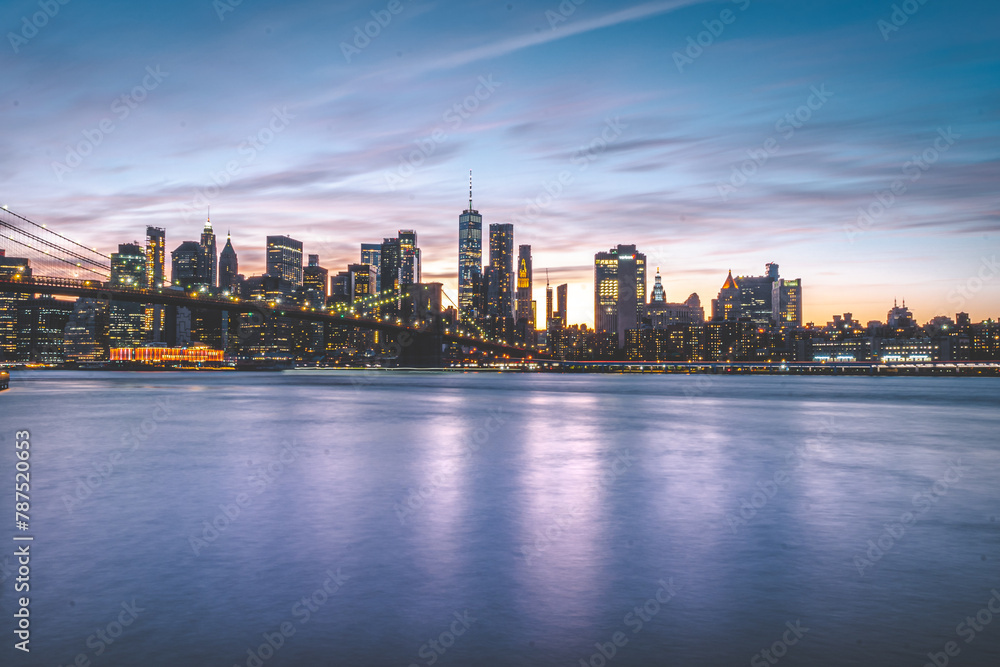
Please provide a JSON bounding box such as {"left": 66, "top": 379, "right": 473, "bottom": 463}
{"left": 469, "top": 169, "right": 473, "bottom": 211}
{"left": 205, "top": 207, "right": 212, "bottom": 232}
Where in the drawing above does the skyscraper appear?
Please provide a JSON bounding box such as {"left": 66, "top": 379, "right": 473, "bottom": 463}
{"left": 145, "top": 226, "right": 165, "bottom": 288}
{"left": 515, "top": 245, "right": 533, "bottom": 326}
{"left": 111, "top": 242, "right": 147, "bottom": 288}
{"left": 219, "top": 233, "right": 238, "bottom": 292}
{"left": 266, "top": 235, "right": 303, "bottom": 286}
{"left": 303, "top": 254, "right": 329, "bottom": 300}
{"left": 712, "top": 271, "right": 740, "bottom": 321}
{"left": 398, "top": 229, "right": 420, "bottom": 286}
{"left": 735, "top": 263, "right": 779, "bottom": 325}
{"left": 0, "top": 253, "right": 32, "bottom": 362}
{"left": 199, "top": 215, "right": 217, "bottom": 288}
{"left": 380, "top": 236, "right": 401, "bottom": 300}
{"left": 594, "top": 244, "right": 647, "bottom": 347}
{"left": 458, "top": 171, "right": 483, "bottom": 322}
{"left": 556, "top": 284, "right": 568, "bottom": 325}
{"left": 488, "top": 223, "right": 514, "bottom": 328}
{"left": 109, "top": 243, "right": 146, "bottom": 348}
{"left": 171, "top": 241, "right": 201, "bottom": 290}
{"left": 361, "top": 243, "right": 381, "bottom": 292}
{"left": 545, "top": 275, "right": 553, "bottom": 330}
{"left": 144, "top": 226, "right": 166, "bottom": 343}
{"left": 772, "top": 278, "right": 802, "bottom": 328}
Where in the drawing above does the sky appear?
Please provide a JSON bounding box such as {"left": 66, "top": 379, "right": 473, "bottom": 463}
{"left": 2, "top": 0, "right": 998, "bottom": 327}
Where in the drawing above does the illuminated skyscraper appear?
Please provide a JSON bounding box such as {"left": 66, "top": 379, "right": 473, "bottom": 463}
{"left": 0, "top": 253, "right": 32, "bottom": 362}
{"left": 545, "top": 274, "right": 553, "bottom": 329}
{"left": 556, "top": 284, "right": 568, "bottom": 325}
{"left": 199, "top": 214, "right": 217, "bottom": 288}
{"left": 109, "top": 243, "right": 147, "bottom": 348}
{"left": 772, "top": 278, "right": 802, "bottom": 328}
{"left": 145, "top": 226, "right": 165, "bottom": 288}
{"left": 171, "top": 241, "right": 201, "bottom": 290}
{"left": 488, "top": 223, "right": 514, "bottom": 326}
{"left": 219, "top": 233, "right": 238, "bottom": 292}
{"left": 594, "top": 244, "right": 646, "bottom": 347}
{"left": 458, "top": 171, "right": 482, "bottom": 321}
{"left": 303, "top": 254, "right": 328, "bottom": 300}
{"left": 266, "top": 235, "right": 303, "bottom": 287}
{"left": 142, "top": 226, "right": 167, "bottom": 343}
{"left": 398, "top": 230, "right": 420, "bottom": 286}
{"left": 361, "top": 243, "right": 381, "bottom": 292}
{"left": 712, "top": 271, "right": 740, "bottom": 321}
{"left": 516, "top": 245, "right": 533, "bottom": 325}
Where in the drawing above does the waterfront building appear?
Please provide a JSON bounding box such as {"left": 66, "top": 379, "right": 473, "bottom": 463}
{"left": 266, "top": 235, "right": 304, "bottom": 287}
{"left": 303, "top": 254, "right": 329, "bottom": 300}
{"left": 594, "top": 244, "right": 647, "bottom": 348}
{"left": 199, "top": 215, "right": 217, "bottom": 288}
{"left": 458, "top": 172, "right": 483, "bottom": 322}
{"left": 219, "top": 233, "right": 239, "bottom": 292}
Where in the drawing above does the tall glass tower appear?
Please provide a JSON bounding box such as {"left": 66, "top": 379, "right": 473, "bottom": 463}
{"left": 458, "top": 171, "right": 482, "bottom": 322}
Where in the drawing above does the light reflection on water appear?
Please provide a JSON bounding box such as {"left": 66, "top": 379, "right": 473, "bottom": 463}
{"left": 1, "top": 371, "right": 999, "bottom": 666}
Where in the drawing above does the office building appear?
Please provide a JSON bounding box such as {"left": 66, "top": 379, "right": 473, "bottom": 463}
{"left": 219, "top": 234, "right": 238, "bottom": 292}
{"left": 199, "top": 216, "right": 217, "bottom": 288}
{"left": 0, "top": 253, "right": 32, "bottom": 362}
{"left": 64, "top": 298, "right": 110, "bottom": 363}
{"left": 735, "top": 263, "right": 779, "bottom": 326}
{"left": 144, "top": 226, "right": 166, "bottom": 342}
{"left": 647, "top": 270, "right": 704, "bottom": 327}
{"left": 398, "top": 230, "right": 420, "bottom": 287}
{"left": 110, "top": 243, "right": 147, "bottom": 349}
{"left": 361, "top": 243, "right": 381, "bottom": 292}
{"left": 458, "top": 172, "right": 483, "bottom": 321}
{"left": 594, "top": 244, "right": 647, "bottom": 348}
{"left": 488, "top": 223, "right": 514, "bottom": 339}
{"left": 772, "top": 278, "right": 802, "bottom": 327}
{"left": 171, "top": 241, "right": 201, "bottom": 290}
{"left": 266, "top": 235, "right": 304, "bottom": 287}
{"left": 712, "top": 271, "right": 740, "bottom": 321}
{"left": 303, "top": 254, "right": 329, "bottom": 300}
{"left": 556, "top": 284, "right": 568, "bottom": 325}
{"left": 516, "top": 245, "right": 533, "bottom": 326}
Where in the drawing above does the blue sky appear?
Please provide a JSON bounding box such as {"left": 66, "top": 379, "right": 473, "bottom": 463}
{"left": 2, "top": 0, "right": 998, "bottom": 326}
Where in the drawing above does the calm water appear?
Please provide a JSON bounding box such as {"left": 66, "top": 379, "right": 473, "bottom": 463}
{"left": 1, "top": 371, "right": 999, "bottom": 666}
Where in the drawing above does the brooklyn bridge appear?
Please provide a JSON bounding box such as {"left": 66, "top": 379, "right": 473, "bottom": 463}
{"left": 0, "top": 206, "right": 544, "bottom": 367}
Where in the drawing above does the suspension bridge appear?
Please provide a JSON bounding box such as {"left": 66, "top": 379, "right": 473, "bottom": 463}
{"left": 0, "top": 206, "right": 544, "bottom": 365}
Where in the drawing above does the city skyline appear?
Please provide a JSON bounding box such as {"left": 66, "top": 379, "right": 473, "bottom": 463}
{"left": 3, "top": 0, "right": 998, "bottom": 327}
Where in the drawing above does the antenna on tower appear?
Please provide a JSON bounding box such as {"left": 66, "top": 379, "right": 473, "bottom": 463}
{"left": 546, "top": 268, "right": 550, "bottom": 286}
{"left": 469, "top": 170, "right": 473, "bottom": 210}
